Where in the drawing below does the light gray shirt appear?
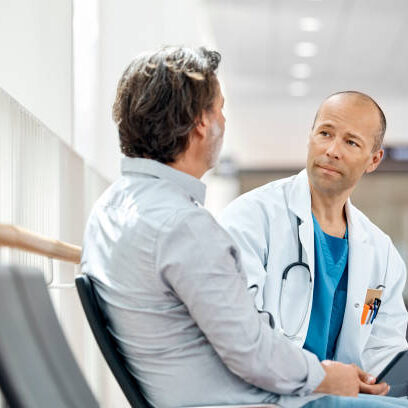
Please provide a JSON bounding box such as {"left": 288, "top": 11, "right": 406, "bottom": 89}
{"left": 81, "top": 157, "right": 325, "bottom": 408}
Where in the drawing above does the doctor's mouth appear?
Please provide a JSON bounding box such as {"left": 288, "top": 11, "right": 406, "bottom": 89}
{"left": 315, "top": 163, "right": 343, "bottom": 176}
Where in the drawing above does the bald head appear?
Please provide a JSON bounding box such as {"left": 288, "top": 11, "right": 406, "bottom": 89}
{"left": 312, "top": 91, "right": 386, "bottom": 151}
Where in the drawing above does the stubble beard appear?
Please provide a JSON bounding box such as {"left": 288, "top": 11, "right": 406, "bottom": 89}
{"left": 208, "top": 122, "right": 224, "bottom": 168}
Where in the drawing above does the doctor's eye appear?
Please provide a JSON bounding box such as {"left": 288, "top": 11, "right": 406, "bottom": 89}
{"left": 347, "top": 139, "right": 359, "bottom": 148}
{"left": 319, "top": 131, "right": 330, "bottom": 137}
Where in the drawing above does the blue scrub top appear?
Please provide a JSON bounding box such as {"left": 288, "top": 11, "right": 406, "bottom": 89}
{"left": 303, "top": 214, "right": 349, "bottom": 361}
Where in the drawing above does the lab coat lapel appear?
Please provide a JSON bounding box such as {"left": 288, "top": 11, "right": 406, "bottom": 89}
{"left": 335, "top": 201, "right": 374, "bottom": 365}
{"left": 287, "top": 170, "right": 315, "bottom": 282}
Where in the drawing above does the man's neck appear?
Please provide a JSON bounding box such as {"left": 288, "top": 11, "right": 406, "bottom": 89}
{"left": 310, "top": 184, "right": 350, "bottom": 238}
{"left": 168, "top": 153, "right": 207, "bottom": 179}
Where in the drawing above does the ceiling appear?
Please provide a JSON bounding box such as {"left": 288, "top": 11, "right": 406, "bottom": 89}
{"left": 205, "top": 0, "right": 408, "bottom": 169}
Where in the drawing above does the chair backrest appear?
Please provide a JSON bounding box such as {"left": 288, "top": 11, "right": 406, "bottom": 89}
{"left": 0, "top": 265, "right": 99, "bottom": 408}
{"left": 75, "top": 274, "right": 152, "bottom": 408}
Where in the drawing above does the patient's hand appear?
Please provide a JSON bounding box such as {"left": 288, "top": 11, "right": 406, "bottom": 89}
{"left": 314, "top": 361, "right": 389, "bottom": 397}
{"left": 314, "top": 360, "right": 360, "bottom": 396}
{"left": 352, "top": 364, "right": 390, "bottom": 396}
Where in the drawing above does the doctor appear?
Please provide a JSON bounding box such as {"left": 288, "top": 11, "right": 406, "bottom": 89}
{"left": 219, "top": 91, "right": 408, "bottom": 377}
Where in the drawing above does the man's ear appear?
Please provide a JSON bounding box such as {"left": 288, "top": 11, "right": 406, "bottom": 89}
{"left": 366, "top": 148, "right": 384, "bottom": 174}
{"left": 194, "top": 111, "right": 210, "bottom": 140}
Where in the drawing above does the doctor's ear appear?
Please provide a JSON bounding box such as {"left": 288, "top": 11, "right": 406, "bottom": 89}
{"left": 366, "top": 148, "right": 384, "bottom": 174}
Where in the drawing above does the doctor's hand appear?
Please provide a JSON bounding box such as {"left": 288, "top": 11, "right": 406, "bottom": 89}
{"left": 352, "top": 364, "right": 390, "bottom": 396}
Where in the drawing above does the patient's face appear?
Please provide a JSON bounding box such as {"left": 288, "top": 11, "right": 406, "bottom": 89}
{"left": 206, "top": 83, "right": 225, "bottom": 168}
{"left": 306, "top": 94, "right": 383, "bottom": 196}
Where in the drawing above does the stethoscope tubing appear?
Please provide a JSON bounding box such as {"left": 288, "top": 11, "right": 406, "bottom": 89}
{"left": 278, "top": 216, "right": 312, "bottom": 339}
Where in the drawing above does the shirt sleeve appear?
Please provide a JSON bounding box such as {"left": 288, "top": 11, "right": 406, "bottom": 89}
{"left": 156, "top": 208, "right": 325, "bottom": 396}
{"left": 218, "top": 195, "right": 270, "bottom": 309}
{"left": 362, "top": 238, "right": 408, "bottom": 375}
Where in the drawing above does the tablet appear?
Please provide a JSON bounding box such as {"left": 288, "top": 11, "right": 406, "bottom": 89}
{"left": 376, "top": 350, "right": 408, "bottom": 397}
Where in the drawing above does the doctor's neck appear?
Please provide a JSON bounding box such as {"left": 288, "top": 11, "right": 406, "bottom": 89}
{"left": 309, "top": 183, "right": 349, "bottom": 237}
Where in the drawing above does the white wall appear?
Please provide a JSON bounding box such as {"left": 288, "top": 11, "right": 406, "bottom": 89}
{"left": 0, "top": 0, "right": 73, "bottom": 145}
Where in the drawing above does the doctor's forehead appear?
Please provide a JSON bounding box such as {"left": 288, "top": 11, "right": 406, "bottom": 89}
{"left": 311, "top": 92, "right": 385, "bottom": 133}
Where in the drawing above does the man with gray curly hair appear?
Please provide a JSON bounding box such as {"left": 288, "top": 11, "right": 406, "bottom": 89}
{"left": 81, "top": 47, "right": 400, "bottom": 408}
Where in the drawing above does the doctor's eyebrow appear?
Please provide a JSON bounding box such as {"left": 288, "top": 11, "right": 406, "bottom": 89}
{"left": 316, "top": 123, "right": 335, "bottom": 132}
{"left": 345, "top": 132, "right": 365, "bottom": 145}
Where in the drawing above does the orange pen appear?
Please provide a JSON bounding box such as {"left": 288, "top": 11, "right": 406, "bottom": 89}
{"left": 361, "top": 304, "right": 370, "bottom": 325}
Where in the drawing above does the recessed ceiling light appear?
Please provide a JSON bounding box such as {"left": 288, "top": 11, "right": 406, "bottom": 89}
{"left": 294, "top": 42, "right": 318, "bottom": 57}
{"left": 290, "top": 63, "right": 311, "bottom": 79}
{"left": 288, "top": 81, "right": 310, "bottom": 97}
{"left": 299, "top": 17, "right": 321, "bottom": 32}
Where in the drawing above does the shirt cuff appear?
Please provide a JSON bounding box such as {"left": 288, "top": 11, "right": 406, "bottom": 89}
{"left": 297, "top": 349, "right": 326, "bottom": 396}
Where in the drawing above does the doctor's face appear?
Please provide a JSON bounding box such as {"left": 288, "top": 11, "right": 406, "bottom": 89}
{"left": 306, "top": 94, "right": 384, "bottom": 196}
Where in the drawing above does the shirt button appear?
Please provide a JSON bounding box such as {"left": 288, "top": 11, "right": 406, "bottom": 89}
{"left": 354, "top": 302, "right": 360, "bottom": 308}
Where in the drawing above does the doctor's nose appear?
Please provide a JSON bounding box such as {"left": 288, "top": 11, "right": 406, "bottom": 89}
{"left": 325, "top": 139, "right": 342, "bottom": 160}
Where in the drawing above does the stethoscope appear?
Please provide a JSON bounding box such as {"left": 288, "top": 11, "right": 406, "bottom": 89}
{"left": 277, "top": 216, "right": 386, "bottom": 339}
{"left": 277, "top": 216, "right": 313, "bottom": 339}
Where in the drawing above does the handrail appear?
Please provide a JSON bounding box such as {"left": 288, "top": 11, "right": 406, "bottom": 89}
{"left": 0, "top": 223, "right": 81, "bottom": 264}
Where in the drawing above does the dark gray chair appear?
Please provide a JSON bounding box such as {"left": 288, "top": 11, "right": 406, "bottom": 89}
{"left": 75, "top": 274, "right": 152, "bottom": 408}
{"left": 0, "top": 265, "right": 99, "bottom": 408}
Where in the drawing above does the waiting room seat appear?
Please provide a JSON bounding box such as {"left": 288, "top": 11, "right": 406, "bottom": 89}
{"left": 0, "top": 265, "right": 98, "bottom": 408}
{"left": 75, "top": 274, "right": 153, "bottom": 408}
{"left": 76, "top": 274, "right": 278, "bottom": 408}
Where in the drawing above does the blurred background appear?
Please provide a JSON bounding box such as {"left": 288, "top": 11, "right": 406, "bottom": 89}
{"left": 1, "top": 0, "right": 408, "bottom": 406}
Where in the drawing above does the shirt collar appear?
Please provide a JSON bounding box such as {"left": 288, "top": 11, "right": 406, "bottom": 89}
{"left": 121, "top": 157, "right": 206, "bottom": 206}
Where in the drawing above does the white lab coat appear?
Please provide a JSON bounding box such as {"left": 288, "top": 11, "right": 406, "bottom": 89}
{"left": 219, "top": 169, "right": 408, "bottom": 376}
